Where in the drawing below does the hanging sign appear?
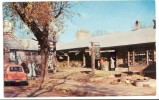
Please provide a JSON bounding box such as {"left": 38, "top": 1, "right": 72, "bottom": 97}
{"left": 94, "top": 44, "right": 100, "bottom": 59}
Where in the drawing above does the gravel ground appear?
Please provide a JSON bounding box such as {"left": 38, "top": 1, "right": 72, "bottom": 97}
{"left": 4, "top": 67, "right": 156, "bottom": 97}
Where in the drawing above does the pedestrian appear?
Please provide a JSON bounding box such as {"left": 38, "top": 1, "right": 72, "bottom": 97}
{"left": 18, "top": 58, "right": 22, "bottom": 65}
{"left": 110, "top": 57, "right": 115, "bottom": 71}
{"left": 27, "top": 60, "right": 36, "bottom": 79}
{"left": 31, "top": 61, "right": 36, "bottom": 77}
{"left": 21, "top": 60, "right": 29, "bottom": 74}
{"left": 97, "top": 60, "right": 101, "bottom": 70}
{"left": 35, "top": 64, "right": 40, "bottom": 76}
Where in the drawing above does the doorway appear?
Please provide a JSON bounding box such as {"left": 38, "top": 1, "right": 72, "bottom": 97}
{"left": 100, "top": 50, "right": 116, "bottom": 70}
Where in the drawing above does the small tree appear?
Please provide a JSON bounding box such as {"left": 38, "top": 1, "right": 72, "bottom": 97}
{"left": 3, "top": 2, "right": 73, "bottom": 88}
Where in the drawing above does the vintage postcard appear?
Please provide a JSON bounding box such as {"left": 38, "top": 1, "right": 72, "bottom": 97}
{"left": 2, "top": 0, "right": 157, "bottom": 99}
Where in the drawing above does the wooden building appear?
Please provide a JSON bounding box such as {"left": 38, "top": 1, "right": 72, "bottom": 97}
{"left": 3, "top": 20, "right": 39, "bottom": 64}
{"left": 4, "top": 32, "right": 39, "bottom": 64}
{"left": 56, "top": 27, "right": 156, "bottom": 71}
{"left": 3, "top": 20, "right": 156, "bottom": 72}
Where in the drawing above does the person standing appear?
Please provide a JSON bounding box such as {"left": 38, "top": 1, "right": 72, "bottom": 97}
{"left": 27, "top": 60, "right": 32, "bottom": 78}
{"left": 27, "top": 60, "right": 36, "bottom": 79}
{"left": 110, "top": 57, "right": 115, "bottom": 71}
{"left": 31, "top": 61, "right": 36, "bottom": 77}
{"left": 21, "top": 60, "right": 29, "bottom": 74}
{"left": 97, "top": 60, "right": 101, "bottom": 70}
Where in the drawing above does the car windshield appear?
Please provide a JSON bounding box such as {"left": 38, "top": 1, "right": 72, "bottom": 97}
{"left": 10, "top": 67, "right": 22, "bottom": 72}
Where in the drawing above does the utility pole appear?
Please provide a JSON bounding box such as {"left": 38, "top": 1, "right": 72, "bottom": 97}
{"left": 91, "top": 42, "right": 95, "bottom": 75}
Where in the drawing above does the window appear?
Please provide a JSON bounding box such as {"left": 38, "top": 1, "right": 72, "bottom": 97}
{"left": 135, "top": 50, "right": 146, "bottom": 65}
{"left": 10, "top": 67, "right": 22, "bottom": 72}
{"left": 9, "top": 52, "right": 15, "bottom": 61}
{"left": 148, "top": 49, "right": 154, "bottom": 64}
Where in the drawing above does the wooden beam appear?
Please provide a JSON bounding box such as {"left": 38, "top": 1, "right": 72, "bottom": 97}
{"left": 146, "top": 50, "right": 149, "bottom": 65}
{"left": 91, "top": 42, "right": 95, "bottom": 75}
{"left": 154, "top": 50, "right": 156, "bottom": 62}
{"left": 83, "top": 53, "right": 86, "bottom": 67}
{"left": 116, "top": 52, "right": 118, "bottom": 68}
{"left": 67, "top": 55, "right": 70, "bottom": 67}
{"left": 128, "top": 51, "right": 130, "bottom": 66}
{"left": 85, "top": 49, "right": 115, "bottom": 53}
{"left": 133, "top": 50, "right": 135, "bottom": 65}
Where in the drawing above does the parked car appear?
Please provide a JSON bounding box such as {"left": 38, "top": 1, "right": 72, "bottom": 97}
{"left": 4, "top": 64, "right": 28, "bottom": 86}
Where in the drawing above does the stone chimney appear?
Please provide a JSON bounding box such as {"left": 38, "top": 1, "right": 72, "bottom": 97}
{"left": 153, "top": 20, "right": 156, "bottom": 29}
{"left": 76, "top": 29, "right": 90, "bottom": 40}
{"left": 135, "top": 20, "right": 140, "bottom": 30}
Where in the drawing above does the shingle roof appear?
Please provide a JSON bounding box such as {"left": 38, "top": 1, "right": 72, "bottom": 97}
{"left": 4, "top": 33, "right": 24, "bottom": 50}
{"left": 4, "top": 33, "right": 39, "bottom": 51}
{"left": 4, "top": 28, "right": 155, "bottom": 51}
{"left": 56, "top": 28, "right": 155, "bottom": 50}
{"left": 19, "top": 39, "right": 39, "bottom": 51}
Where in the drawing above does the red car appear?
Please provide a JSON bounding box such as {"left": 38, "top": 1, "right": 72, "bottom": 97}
{"left": 4, "top": 64, "right": 28, "bottom": 85}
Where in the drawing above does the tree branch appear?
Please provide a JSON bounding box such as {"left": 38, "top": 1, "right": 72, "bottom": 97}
{"left": 11, "top": 3, "right": 45, "bottom": 47}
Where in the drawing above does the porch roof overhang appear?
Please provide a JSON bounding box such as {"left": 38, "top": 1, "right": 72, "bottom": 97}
{"left": 56, "top": 28, "right": 156, "bottom": 51}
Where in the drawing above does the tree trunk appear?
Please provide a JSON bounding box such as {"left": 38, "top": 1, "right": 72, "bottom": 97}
{"left": 52, "top": 51, "right": 58, "bottom": 73}
{"left": 39, "top": 52, "right": 48, "bottom": 89}
{"left": 52, "top": 41, "right": 58, "bottom": 73}
{"left": 91, "top": 42, "right": 95, "bottom": 75}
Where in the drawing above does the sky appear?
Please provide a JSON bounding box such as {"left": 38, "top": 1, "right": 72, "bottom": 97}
{"left": 58, "top": 0, "right": 155, "bottom": 43}
{"left": 3, "top": 0, "right": 156, "bottom": 43}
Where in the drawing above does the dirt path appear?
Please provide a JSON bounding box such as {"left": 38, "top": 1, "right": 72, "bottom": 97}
{"left": 4, "top": 67, "right": 156, "bottom": 97}
{"left": 4, "top": 78, "right": 156, "bottom": 97}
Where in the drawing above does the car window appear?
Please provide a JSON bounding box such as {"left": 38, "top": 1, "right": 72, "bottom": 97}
{"left": 10, "top": 67, "right": 22, "bottom": 72}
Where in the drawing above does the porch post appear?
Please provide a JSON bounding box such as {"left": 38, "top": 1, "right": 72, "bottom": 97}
{"left": 67, "top": 55, "right": 70, "bottom": 67}
{"left": 116, "top": 52, "right": 118, "bottom": 68}
{"left": 133, "top": 50, "right": 135, "bottom": 65}
{"left": 91, "top": 42, "right": 95, "bottom": 75}
{"left": 153, "top": 50, "right": 156, "bottom": 62}
{"left": 128, "top": 51, "right": 130, "bottom": 66}
{"left": 83, "top": 53, "right": 86, "bottom": 67}
{"left": 146, "top": 50, "right": 149, "bottom": 65}
{"left": 128, "top": 51, "right": 130, "bottom": 72}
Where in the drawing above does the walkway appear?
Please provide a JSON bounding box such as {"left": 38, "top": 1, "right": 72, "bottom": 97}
{"left": 42, "top": 78, "right": 156, "bottom": 96}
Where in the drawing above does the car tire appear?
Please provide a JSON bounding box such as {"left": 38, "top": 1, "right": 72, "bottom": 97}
{"left": 4, "top": 82, "right": 10, "bottom": 86}
{"left": 23, "top": 81, "right": 29, "bottom": 86}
